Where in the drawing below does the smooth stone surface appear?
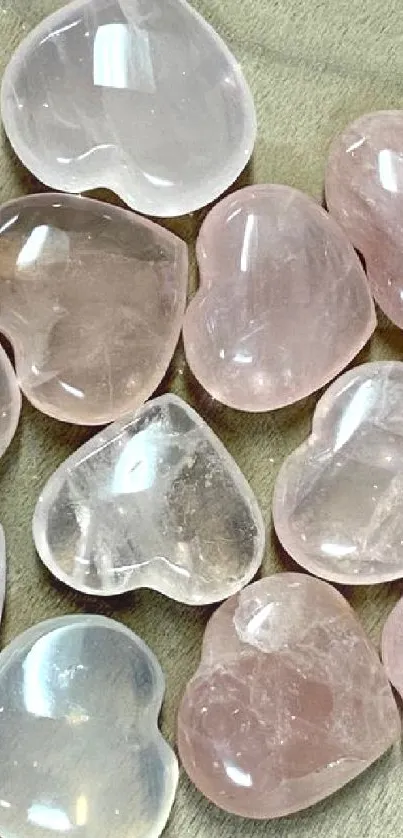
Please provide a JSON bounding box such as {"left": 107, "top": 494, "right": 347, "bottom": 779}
{"left": 0, "top": 614, "right": 178, "bottom": 838}
{"left": 326, "top": 110, "right": 403, "bottom": 329}
{"left": 178, "top": 573, "right": 400, "bottom": 819}
{"left": 1, "top": 0, "right": 256, "bottom": 218}
{"left": 33, "top": 393, "right": 265, "bottom": 601}
{"left": 381, "top": 597, "right": 403, "bottom": 700}
{"left": 183, "top": 184, "right": 376, "bottom": 411}
{"left": 0, "top": 193, "right": 187, "bottom": 425}
{"left": 273, "top": 361, "right": 403, "bottom": 584}
{"left": 0, "top": 344, "right": 21, "bottom": 455}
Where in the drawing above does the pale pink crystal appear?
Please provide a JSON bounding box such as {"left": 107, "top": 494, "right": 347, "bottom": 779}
{"left": 273, "top": 361, "right": 403, "bottom": 585}
{"left": 178, "top": 574, "right": 400, "bottom": 819}
{"left": 382, "top": 597, "right": 403, "bottom": 699}
{"left": 0, "top": 345, "right": 20, "bottom": 456}
{"left": 0, "top": 193, "right": 187, "bottom": 425}
{"left": 183, "top": 184, "right": 375, "bottom": 411}
{"left": 326, "top": 110, "right": 403, "bottom": 328}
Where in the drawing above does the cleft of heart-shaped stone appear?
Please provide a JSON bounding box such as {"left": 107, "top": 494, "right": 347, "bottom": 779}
{"left": 182, "top": 184, "right": 376, "bottom": 411}
{"left": 0, "top": 344, "right": 21, "bottom": 456}
{"left": 33, "top": 393, "right": 265, "bottom": 601}
{"left": 273, "top": 361, "right": 403, "bottom": 584}
{"left": 0, "top": 614, "right": 178, "bottom": 838}
{"left": 178, "top": 573, "right": 400, "bottom": 819}
{"left": 1, "top": 0, "right": 256, "bottom": 218}
{"left": 0, "top": 193, "right": 187, "bottom": 425}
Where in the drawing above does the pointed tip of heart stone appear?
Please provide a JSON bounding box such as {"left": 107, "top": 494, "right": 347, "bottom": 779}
{"left": 178, "top": 573, "right": 400, "bottom": 819}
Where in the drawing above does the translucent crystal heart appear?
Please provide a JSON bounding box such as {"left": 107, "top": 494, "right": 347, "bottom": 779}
{"left": 326, "top": 111, "right": 403, "bottom": 328}
{"left": 178, "top": 573, "right": 400, "bottom": 819}
{"left": 273, "top": 361, "right": 403, "bottom": 584}
{"left": 381, "top": 597, "right": 403, "bottom": 700}
{"left": 0, "top": 193, "right": 187, "bottom": 425}
{"left": 183, "top": 184, "right": 376, "bottom": 411}
{"left": 0, "top": 614, "right": 178, "bottom": 838}
{"left": 0, "top": 345, "right": 21, "bottom": 455}
{"left": 1, "top": 0, "right": 256, "bottom": 217}
{"left": 33, "top": 393, "right": 264, "bottom": 601}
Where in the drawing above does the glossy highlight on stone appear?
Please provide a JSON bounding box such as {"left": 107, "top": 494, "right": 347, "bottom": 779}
{"left": 1, "top": 0, "right": 256, "bottom": 218}
{"left": 382, "top": 597, "right": 403, "bottom": 700}
{"left": 178, "top": 573, "right": 400, "bottom": 819}
{"left": 273, "top": 361, "right": 403, "bottom": 584}
{"left": 33, "top": 394, "right": 264, "bottom": 601}
{"left": 0, "top": 344, "right": 21, "bottom": 456}
{"left": 326, "top": 110, "right": 403, "bottom": 328}
{"left": 0, "top": 614, "right": 178, "bottom": 838}
{"left": 183, "top": 185, "right": 376, "bottom": 411}
{"left": 0, "top": 193, "right": 187, "bottom": 425}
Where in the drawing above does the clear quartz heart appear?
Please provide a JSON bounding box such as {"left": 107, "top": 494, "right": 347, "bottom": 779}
{"left": 0, "top": 193, "right": 187, "bottom": 425}
{"left": 33, "top": 393, "right": 265, "bottom": 601}
{"left": 0, "top": 614, "right": 178, "bottom": 838}
{"left": 1, "top": 0, "right": 256, "bottom": 217}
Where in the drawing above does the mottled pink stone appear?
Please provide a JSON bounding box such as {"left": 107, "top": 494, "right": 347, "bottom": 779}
{"left": 326, "top": 110, "right": 403, "bottom": 328}
{"left": 183, "top": 185, "right": 375, "bottom": 411}
{"left": 178, "top": 574, "right": 400, "bottom": 819}
{"left": 382, "top": 597, "right": 403, "bottom": 700}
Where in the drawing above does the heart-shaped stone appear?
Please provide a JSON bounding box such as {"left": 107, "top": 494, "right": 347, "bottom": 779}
{"left": 382, "top": 597, "right": 403, "bottom": 700}
{"left": 273, "top": 361, "right": 403, "bottom": 584}
{"left": 0, "top": 344, "right": 21, "bottom": 455}
{"left": 1, "top": 0, "right": 256, "bottom": 218}
{"left": 33, "top": 393, "right": 264, "bottom": 601}
{"left": 326, "top": 111, "right": 403, "bottom": 328}
{"left": 0, "top": 614, "right": 178, "bottom": 838}
{"left": 183, "top": 184, "right": 376, "bottom": 411}
{"left": 0, "top": 193, "right": 187, "bottom": 425}
{"left": 178, "top": 573, "right": 400, "bottom": 819}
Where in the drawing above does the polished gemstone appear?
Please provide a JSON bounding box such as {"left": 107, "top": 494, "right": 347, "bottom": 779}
{"left": 178, "top": 573, "right": 400, "bottom": 819}
{"left": 382, "top": 597, "right": 403, "bottom": 700}
{"left": 1, "top": 0, "right": 256, "bottom": 217}
{"left": 326, "top": 110, "right": 403, "bottom": 328}
{"left": 0, "top": 614, "right": 178, "bottom": 838}
{"left": 33, "top": 394, "right": 264, "bottom": 601}
{"left": 273, "top": 361, "right": 403, "bottom": 584}
{"left": 0, "top": 344, "right": 21, "bottom": 456}
{"left": 183, "top": 184, "right": 376, "bottom": 411}
{"left": 0, "top": 193, "right": 187, "bottom": 425}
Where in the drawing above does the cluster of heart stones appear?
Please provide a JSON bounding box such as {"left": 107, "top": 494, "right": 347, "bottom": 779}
{"left": 0, "top": 1, "right": 403, "bottom": 837}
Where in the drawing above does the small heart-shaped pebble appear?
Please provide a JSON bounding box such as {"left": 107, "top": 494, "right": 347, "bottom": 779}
{"left": 273, "top": 361, "right": 403, "bottom": 584}
{"left": 0, "top": 614, "right": 178, "bottom": 838}
{"left": 33, "top": 394, "right": 264, "bottom": 601}
{"left": 1, "top": 0, "right": 256, "bottom": 217}
{"left": 178, "top": 573, "right": 400, "bottom": 819}
{"left": 183, "top": 185, "right": 375, "bottom": 411}
{"left": 0, "top": 193, "right": 187, "bottom": 425}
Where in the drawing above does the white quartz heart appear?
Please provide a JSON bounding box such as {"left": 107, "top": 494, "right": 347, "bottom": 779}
{"left": 33, "top": 394, "right": 265, "bottom": 601}
{"left": 1, "top": 0, "right": 256, "bottom": 217}
{"left": 0, "top": 614, "right": 178, "bottom": 838}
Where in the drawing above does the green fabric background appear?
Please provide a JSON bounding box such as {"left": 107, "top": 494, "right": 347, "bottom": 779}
{"left": 1, "top": 0, "right": 403, "bottom": 835}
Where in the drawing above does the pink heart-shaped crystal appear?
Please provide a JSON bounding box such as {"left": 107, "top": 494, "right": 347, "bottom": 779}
{"left": 0, "top": 193, "right": 187, "bottom": 425}
{"left": 326, "top": 110, "right": 403, "bottom": 328}
{"left": 178, "top": 573, "right": 400, "bottom": 819}
{"left": 382, "top": 596, "right": 403, "bottom": 700}
{"left": 183, "top": 184, "right": 375, "bottom": 411}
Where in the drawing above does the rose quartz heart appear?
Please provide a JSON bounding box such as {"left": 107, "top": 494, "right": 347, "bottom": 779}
{"left": 178, "top": 573, "right": 400, "bottom": 819}
{"left": 382, "top": 597, "right": 403, "bottom": 700}
{"left": 0, "top": 345, "right": 20, "bottom": 456}
{"left": 183, "top": 185, "right": 375, "bottom": 411}
{"left": 0, "top": 193, "right": 187, "bottom": 425}
{"left": 326, "top": 110, "right": 403, "bottom": 328}
{"left": 273, "top": 361, "right": 403, "bottom": 585}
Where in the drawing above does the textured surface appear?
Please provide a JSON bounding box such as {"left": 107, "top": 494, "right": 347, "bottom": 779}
{"left": 1, "top": 0, "right": 256, "bottom": 217}
{"left": 0, "top": 192, "right": 187, "bottom": 425}
{"left": 2, "top": 1, "right": 403, "bottom": 836}
{"left": 178, "top": 574, "right": 400, "bottom": 818}
{"left": 33, "top": 394, "right": 264, "bottom": 601}
{"left": 183, "top": 184, "right": 375, "bottom": 411}
{"left": 0, "top": 614, "right": 178, "bottom": 838}
{"left": 273, "top": 362, "right": 403, "bottom": 585}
